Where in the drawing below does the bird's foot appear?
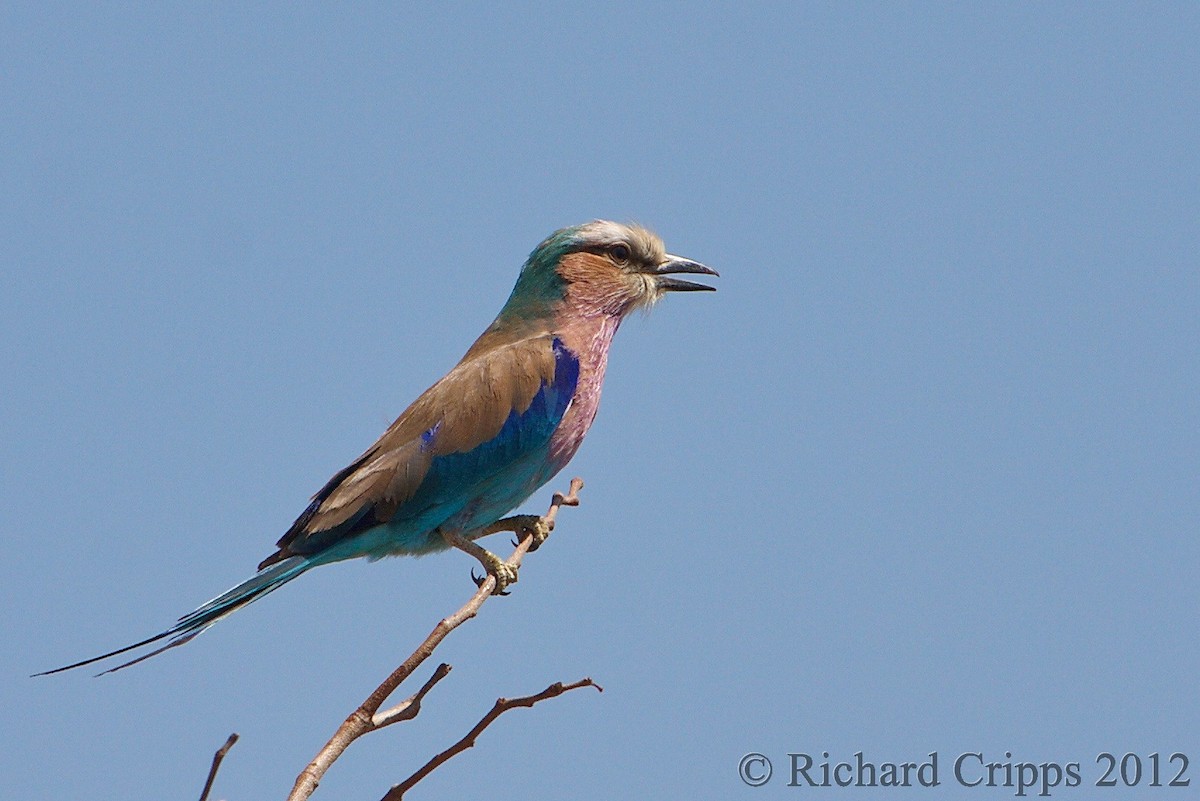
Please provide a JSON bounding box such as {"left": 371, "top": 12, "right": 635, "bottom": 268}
{"left": 443, "top": 528, "right": 518, "bottom": 595}
{"left": 524, "top": 517, "right": 552, "bottom": 552}
{"left": 509, "top": 515, "right": 551, "bottom": 551}
{"left": 484, "top": 513, "right": 552, "bottom": 552}
{"left": 470, "top": 550, "right": 519, "bottom": 596}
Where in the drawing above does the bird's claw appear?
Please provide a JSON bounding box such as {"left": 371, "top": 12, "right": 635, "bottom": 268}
{"left": 471, "top": 568, "right": 510, "bottom": 595}
{"left": 472, "top": 553, "right": 518, "bottom": 596}
{"left": 521, "top": 517, "right": 553, "bottom": 552}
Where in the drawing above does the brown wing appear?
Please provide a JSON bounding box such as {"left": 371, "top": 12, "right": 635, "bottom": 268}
{"left": 258, "top": 332, "right": 560, "bottom": 567}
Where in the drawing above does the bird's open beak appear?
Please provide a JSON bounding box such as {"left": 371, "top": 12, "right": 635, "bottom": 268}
{"left": 650, "top": 254, "right": 719, "bottom": 292}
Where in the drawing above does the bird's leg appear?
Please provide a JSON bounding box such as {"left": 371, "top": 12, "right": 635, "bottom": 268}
{"left": 474, "top": 514, "right": 553, "bottom": 551}
{"left": 440, "top": 528, "right": 518, "bottom": 595}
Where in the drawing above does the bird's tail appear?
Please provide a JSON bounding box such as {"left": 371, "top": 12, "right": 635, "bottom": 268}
{"left": 34, "top": 555, "right": 313, "bottom": 676}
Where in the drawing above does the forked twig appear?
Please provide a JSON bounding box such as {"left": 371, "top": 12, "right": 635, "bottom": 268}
{"left": 381, "top": 678, "right": 603, "bottom": 800}
{"left": 285, "top": 478, "right": 585, "bottom": 801}
{"left": 371, "top": 662, "right": 452, "bottom": 729}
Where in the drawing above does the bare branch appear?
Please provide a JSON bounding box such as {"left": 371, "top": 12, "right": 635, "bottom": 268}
{"left": 381, "top": 678, "right": 603, "bottom": 801}
{"left": 285, "top": 479, "right": 585, "bottom": 801}
{"left": 546, "top": 476, "right": 584, "bottom": 529}
{"left": 372, "top": 662, "right": 452, "bottom": 729}
{"left": 199, "top": 732, "right": 239, "bottom": 801}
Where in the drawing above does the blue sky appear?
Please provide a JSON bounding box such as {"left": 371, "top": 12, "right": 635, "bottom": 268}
{"left": 3, "top": 4, "right": 1197, "bottom": 799}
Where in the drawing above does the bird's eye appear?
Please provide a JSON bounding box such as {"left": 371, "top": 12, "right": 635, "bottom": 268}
{"left": 609, "top": 243, "right": 631, "bottom": 263}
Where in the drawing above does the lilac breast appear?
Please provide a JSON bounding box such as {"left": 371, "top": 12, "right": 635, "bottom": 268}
{"left": 548, "top": 314, "right": 620, "bottom": 470}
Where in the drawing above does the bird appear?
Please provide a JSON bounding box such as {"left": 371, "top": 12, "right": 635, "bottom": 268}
{"left": 37, "top": 220, "right": 717, "bottom": 676}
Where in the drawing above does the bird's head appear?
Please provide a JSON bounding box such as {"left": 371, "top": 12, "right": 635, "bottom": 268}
{"left": 500, "top": 220, "right": 717, "bottom": 321}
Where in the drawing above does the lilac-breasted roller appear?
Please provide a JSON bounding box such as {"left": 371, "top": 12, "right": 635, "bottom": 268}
{"left": 39, "top": 220, "right": 716, "bottom": 675}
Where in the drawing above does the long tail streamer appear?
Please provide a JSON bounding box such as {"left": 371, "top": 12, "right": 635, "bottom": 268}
{"left": 34, "top": 556, "right": 311, "bottom": 676}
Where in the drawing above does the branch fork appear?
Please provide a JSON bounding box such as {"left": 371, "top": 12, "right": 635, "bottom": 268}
{"left": 280, "top": 477, "right": 590, "bottom": 801}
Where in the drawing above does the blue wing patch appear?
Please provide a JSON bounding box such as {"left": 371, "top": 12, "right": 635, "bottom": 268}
{"left": 400, "top": 337, "right": 580, "bottom": 528}
{"left": 424, "top": 337, "right": 577, "bottom": 474}
{"left": 269, "top": 337, "right": 581, "bottom": 562}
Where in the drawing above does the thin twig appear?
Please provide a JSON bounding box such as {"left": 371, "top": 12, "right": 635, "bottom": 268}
{"left": 546, "top": 477, "right": 584, "bottom": 529}
{"left": 199, "top": 732, "right": 239, "bottom": 801}
{"left": 285, "top": 478, "right": 585, "bottom": 801}
{"left": 381, "top": 678, "right": 603, "bottom": 801}
{"left": 372, "top": 662, "right": 452, "bottom": 729}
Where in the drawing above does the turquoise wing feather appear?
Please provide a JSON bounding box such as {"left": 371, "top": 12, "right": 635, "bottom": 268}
{"left": 262, "top": 334, "right": 580, "bottom": 564}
